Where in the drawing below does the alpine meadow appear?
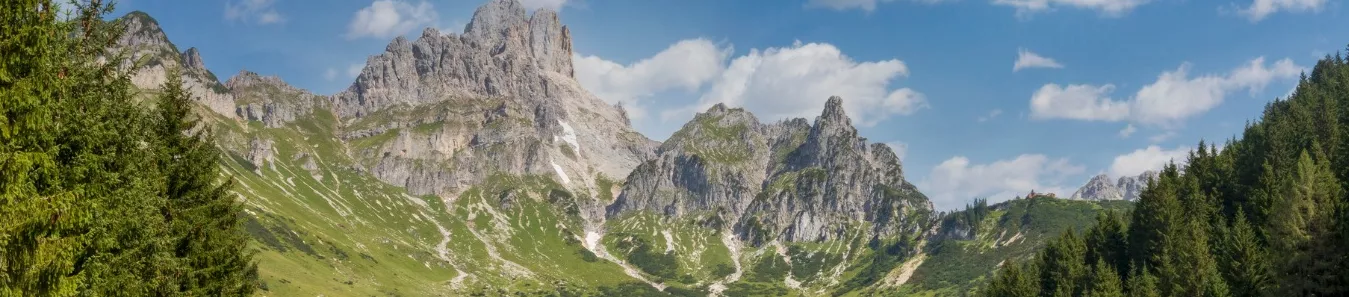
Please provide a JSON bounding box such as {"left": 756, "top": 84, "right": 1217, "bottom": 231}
{"left": 3, "top": 0, "right": 1348, "bottom": 296}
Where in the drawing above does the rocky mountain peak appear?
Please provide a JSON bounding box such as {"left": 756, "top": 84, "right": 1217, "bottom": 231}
{"left": 181, "top": 47, "right": 205, "bottom": 71}
{"left": 335, "top": 0, "right": 580, "bottom": 119}
{"left": 1070, "top": 170, "right": 1159, "bottom": 201}
{"left": 1071, "top": 174, "right": 1124, "bottom": 201}
{"left": 465, "top": 0, "right": 528, "bottom": 45}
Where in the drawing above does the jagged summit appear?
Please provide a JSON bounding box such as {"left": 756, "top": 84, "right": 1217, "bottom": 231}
{"left": 612, "top": 97, "right": 930, "bottom": 243}
{"left": 1070, "top": 171, "right": 1157, "bottom": 201}
{"left": 181, "top": 47, "right": 205, "bottom": 70}
{"left": 335, "top": 0, "right": 576, "bottom": 119}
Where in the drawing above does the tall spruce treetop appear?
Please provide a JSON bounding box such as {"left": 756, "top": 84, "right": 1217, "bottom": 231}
{"left": 156, "top": 69, "right": 257, "bottom": 295}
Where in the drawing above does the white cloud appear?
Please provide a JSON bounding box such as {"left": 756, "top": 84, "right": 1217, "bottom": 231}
{"left": 520, "top": 0, "right": 568, "bottom": 11}
{"left": 1239, "top": 0, "right": 1327, "bottom": 22}
{"left": 225, "top": 0, "right": 285, "bottom": 25}
{"left": 324, "top": 68, "right": 338, "bottom": 81}
{"left": 885, "top": 141, "right": 908, "bottom": 162}
{"left": 1109, "top": 145, "right": 1190, "bottom": 177}
{"left": 993, "top": 0, "right": 1150, "bottom": 17}
{"left": 346, "top": 0, "right": 439, "bottom": 40}
{"left": 1030, "top": 84, "right": 1132, "bottom": 121}
{"left": 1118, "top": 124, "right": 1136, "bottom": 138}
{"left": 978, "top": 109, "right": 1003, "bottom": 122}
{"left": 919, "top": 154, "right": 1085, "bottom": 211}
{"left": 573, "top": 39, "right": 731, "bottom": 121}
{"left": 681, "top": 40, "right": 926, "bottom": 126}
{"left": 1029, "top": 57, "right": 1303, "bottom": 127}
{"left": 1014, "top": 48, "right": 1064, "bottom": 72}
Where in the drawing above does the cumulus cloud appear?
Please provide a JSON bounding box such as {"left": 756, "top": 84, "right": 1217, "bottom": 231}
{"left": 573, "top": 39, "right": 730, "bottom": 120}
{"left": 225, "top": 0, "right": 285, "bottom": 25}
{"left": 1030, "top": 84, "right": 1132, "bottom": 121}
{"left": 1029, "top": 57, "right": 1302, "bottom": 127}
{"left": 346, "top": 0, "right": 439, "bottom": 40}
{"left": 1239, "top": 0, "right": 1327, "bottom": 22}
{"left": 520, "top": 0, "right": 568, "bottom": 10}
{"left": 1014, "top": 48, "right": 1064, "bottom": 72}
{"left": 919, "top": 154, "right": 1085, "bottom": 211}
{"left": 682, "top": 40, "right": 927, "bottom": 126}
{"left": 1109, "top": 145, "right": 1191, "bottom": 177}
{"left": 993, "top": 0, "right": 1150, "bottom": 17}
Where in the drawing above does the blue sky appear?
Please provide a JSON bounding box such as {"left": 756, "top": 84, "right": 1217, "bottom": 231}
{"left": 110, "top": 0, "right": 1348, "bottom": 211}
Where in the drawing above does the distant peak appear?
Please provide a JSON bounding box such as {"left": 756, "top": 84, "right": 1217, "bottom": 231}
{"left": 465, "top": 0, "right": 527, "bottom": 42}
{"left": 817, "top": 96, "right": 851, "bottom": 126}
{"left": 181, "top": 47, "right": 205, "bottom": 70}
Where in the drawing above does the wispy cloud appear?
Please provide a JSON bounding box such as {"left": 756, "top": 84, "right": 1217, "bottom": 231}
{"left": 1014, "top": 48, "right": 1064, "bottom": 72}
{"left": 225, "top": 0, "right": 285, "bottom": 25}
{"left": 1237, "top": 0, "right": 1327, "bottom": 22}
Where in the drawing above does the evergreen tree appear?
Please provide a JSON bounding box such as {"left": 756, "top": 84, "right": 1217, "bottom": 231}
{"left": 1269, "top": 150, "right": 1343, "bottom": 295}
{"left": 2, "top": 0, "right": 176, "bottom": 295}
{"left": 1085, "top": 211, "right": 1128, "bottom": 280}
{"left": 1220, "top": 210, "right": 1269, "bottom": 297}
{"left": 1038, "top": 229, "right": 1086, "bottom": 297}
{"left": 1125, "top": 268, "right": 1161, "bottom": 297}
{"left": 982, "top": 260, "right": 1039, "bottom": 297}
{"left": 155, "top": 70, "right": 258, "bottom": 295}
{"left": 1084, "top": 260, "right": 1124, "bottom": 297}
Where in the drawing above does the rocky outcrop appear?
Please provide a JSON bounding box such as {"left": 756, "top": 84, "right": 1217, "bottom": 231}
{"left": 1070, "top": 171, "right": 1157, "bottom": 201}
{"left": 332, "top": 0, "right": 655, "bottom": 203}
{"left": 611, "top": 97, "right": 932, "bottom": 244}
{"left": 228, "top": 70, "right": 326, "bottom": 128}
{"left": 334, "top": 0, "right": 577, "bottom": 118}
{"left": 247, "top": 137, "right": 275, "bottom": 173}
{"left": 111, "top": 12, "right": 236, "bottom": 118}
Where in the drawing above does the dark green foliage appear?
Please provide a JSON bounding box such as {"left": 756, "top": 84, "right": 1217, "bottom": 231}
{"left": 980, "top": 260, "right": 1038, "bottom": 297}
{"left": 1037, "top": 229, "right": 1086, "bottom": 297}
{"left": 1084, "top": 260, "right": 1124, "bottom": 297}
{"left": 833, "top": 237, "right": 913, "bottom": 295}
{"left": 155, "top": 65, "right": 258, "bottom": 295}
{"left": 0, "top": 1, "right": 256, "bottom": 295}
{"left": 614, "top": 234, "right": 680, "bottom": 280}
{"left": 981, "top": 49, "right": 1349, "bottom": 297}
{"left": 1220, "top": 210, "right": 1268, "bottom": 297}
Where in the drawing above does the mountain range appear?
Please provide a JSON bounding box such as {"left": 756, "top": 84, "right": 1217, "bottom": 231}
{"left": 1068, "top": 171, "right": 1158, "bottom": 201}
{"left": 109, "top": 1, "right": 1133, "bottom": 295}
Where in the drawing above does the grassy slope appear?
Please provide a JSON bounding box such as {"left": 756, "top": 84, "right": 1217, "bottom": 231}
{"left": 878, "top": 197, "right": 1134, "bottom": 296}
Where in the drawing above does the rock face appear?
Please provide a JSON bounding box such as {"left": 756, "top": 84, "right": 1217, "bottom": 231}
{"left": 331, "top": 0, "right": 655, "bottom": 203}
{"left": 111, "top": 12, "right": 236, "bottom": 118}
{"left": 1070, "top": 171, "right": 1158, "bottom": 201}
{"left": 227, "top": 70, "right": 327, "bottom": 128}
{"left": 610, "top": 97, "right": 933, "bottom": 244}
{"left": 334, "top": 0, "right": 577, "bottom": 118}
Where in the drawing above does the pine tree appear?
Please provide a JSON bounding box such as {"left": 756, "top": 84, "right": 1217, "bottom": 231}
{"left": 1125, "top": 267, "right": 1161, "bottom": 297}
{"left": 1038, "top": 229, "right": 1087, "bottom": 297}
{"left": 1084, "top": 260, "right": 1124, "bottom": 297}
{"left": 1085, "top": 211, "right": 1129, "bottom": 280}
{"left": 981, "top": 260, "right": 1039, "bottom": 297}
{"left": 1268, "top": 150, "right": 1343, "bottom": 295}
{"left": 155, "top": 70, "right": 258, "bottom": 295}
{"left": 1220, "top": 210, "right": 1269, "bottom": 297}
{"left": 2, "top": 0, "right": 175, "bottom": 295}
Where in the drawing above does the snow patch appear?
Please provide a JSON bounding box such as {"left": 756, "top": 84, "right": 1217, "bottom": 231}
{"left": 551, "top": 159, "right": 571, "bottom": 185}
{"left": 558, "top": 120, "right": 580, "bottom": 153}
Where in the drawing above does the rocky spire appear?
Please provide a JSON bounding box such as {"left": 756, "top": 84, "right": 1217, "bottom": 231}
{"left": 527, "top": 8, "right": 574, "bottom": 77}
{"left": 181, "top": 47, "right": 205, "bottom": 71}
{"left": 464, "top": 0, "right": 528, "bottom": 49}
